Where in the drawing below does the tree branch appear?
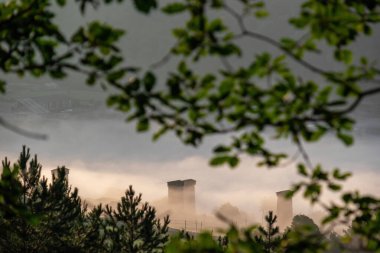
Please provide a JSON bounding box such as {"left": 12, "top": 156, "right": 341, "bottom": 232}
{"left": 277, "top": 150, "right": 300, "bottom": 168}
{"left": 293, "top": 133, "right": 313, "bottom": 169}
{"left": 223, "top": 3, "right": 327, "bottom": 75}
{"left": 0, "top": 116, "right": 47, "bottom": 140}
{"left": 331, "top": 86, "right": 380, "bottom": 115}
{"left": 0, "top": 0, "right": 39, "bottom": 30}
{"left": 149, "top": 44, "right": 177, "bottom": 70}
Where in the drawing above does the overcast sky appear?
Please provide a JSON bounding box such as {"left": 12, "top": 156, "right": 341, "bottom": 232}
{"left": 1, "top": 0, "right": 379, "bottom": 224}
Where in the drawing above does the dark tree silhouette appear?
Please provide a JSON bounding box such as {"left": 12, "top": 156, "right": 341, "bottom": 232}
{"left": 0, "top": 147, "right": 84, "bottom": 253}
{"left": 255, "top": 211, "right": 280, "bottom": 253}
{"left": 104, "top": 185, "right": 170, "bottom": 253}
{"left": 0, "top": 147, "right": 171, "bottom": 253}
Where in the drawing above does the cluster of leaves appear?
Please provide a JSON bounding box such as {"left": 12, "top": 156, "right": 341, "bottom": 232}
{"left": 0, "top": 146, "right": 169, "bottom": 253}
{"left": 0, "top": 0, "right": 132, "bottom": 93}
{"left": 3, "top": 148, "right": 377, "bottom": 253}
{"left": 100, "top": 1, "right": 380, "bottom": 247}
{"left": 166, "top": 211, "right": 318, "bottom": 253}
{"left": 98, "top": 0, "right": 380, "bottom": 169}
{"left": 166, "top": 210, "right": 378, "bottom": 253}
{"left": 1, "top": 1, "right": 379, "bottom": 166}
{"left": 165, "top": 162, "right": 380, "bottom": 253}
{"left": 0, "top": 1, "right": 379, "bottom": 164}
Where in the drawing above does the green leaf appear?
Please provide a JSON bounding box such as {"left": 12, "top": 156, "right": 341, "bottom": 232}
{"left": 188, "top": 108, "right": 198, "bottom": 122}
{"left": 0, "top": 80, "right": 6, "bottom": 93}
{"left": 49, "top": 69, "right": 66, "bottom": 79}
{"left": 297, "top": 163, "right": 308, "bottom": 176}
{"left": 332, "top": 168, "right": 352, "bottom": 180}
{"left": 342, "top": 193, "right": 353, "bottom": 203}
{"left": 133, "top": 0, "right": 157, "bottom": 14}
{"left": 213, "top": 145, "right": 231, "bottom": 153}
{"left": 280, "top": 38, "right": 297, "bottom": 51}
{"left": 219, "top": 78, "right": 234, "bottom": 96}
{"left": 337, "top": 132, "right": 354, "bottom": 146}
{"left": 207, "top": 19, "right": 225, "bottom": 32}
{"left": 56, "top": 0, "right": 66, "bottom": 6}
{"left": 309, "top": 126, "right": 327, "bottom": 142}
{"left": 86, "top": 72, "right": 97, "bottom": 86}
{"left": 107, "top": 69, "right": 125, "bottom": 83}
{"left": 152, "top": 127, "right": 168, "bottom": 141}
{"left": 255, "top": 9, "right": 269, "bottom": 18}
{"left": 334, "top": 49, "right": 353, "bottom": 64}
{"left": 178, "top": 61, "right": 188, "bottom": 74}
{"left": 211, "top": 0, "right": 223, "bottom": 8}
{"left": 228, "top": 156, "right": 239, "bottom": 167}
{"left": 327, "top": 183, "right": 341, "bottom": 191}
{"left": 100, "top": 46, "right": 110, "bottom": 55}
{"left": 209, "top": 156, "right": 230, "bottom": 166}
{"left": 201, "top": 74, "right": 216, "bottom": 87}
{"left": 172, "top": 28, "right": 187, "bottom": 38}
{"left": 143, "top": 72, "right": 156, "bottom": 92}
{"left": 210, "top": 155, "right": 239, "bottom": 168}
{"left": 137, "top": 118, "right": 149, "bottom": 132}
{"left": 162, "top": 2, "right": 187, "bottom": 14}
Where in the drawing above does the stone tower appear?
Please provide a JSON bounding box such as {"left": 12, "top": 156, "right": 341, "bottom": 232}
{"left": 167, "top": 179, "right": 196, "bottom": 218}
{"left": 276, "top": 190, "right": 293, "bottom": 231}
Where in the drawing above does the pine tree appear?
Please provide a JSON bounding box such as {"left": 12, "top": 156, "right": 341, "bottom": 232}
{"left": 0, "top": 146, "right": 86, "bottom": 253}
{"left": 42, "top": 167, "right": 85, "bottom": 252}
{"left": 1, "top": 147, "right": 172, "bottom": 253}
{"left": 255, "top": 211, "right": 280, "bottom": 253}
{"left": 0, "top": 156, "right": 24, "bottom": 218}
{"left": 104, "top": 185, "right": 170, "bottom": 253}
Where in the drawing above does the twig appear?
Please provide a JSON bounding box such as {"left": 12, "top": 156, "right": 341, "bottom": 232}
{"left": 277, "top": 150, "right": 300, "bottom": 168}
{"left": 0, "top": 116, "right": 47, "bottom": 140}
{"left": 149, "top": 46, "right": 175, "bottom": 70}
{"left": 293, "top": 133, "right": 313, "bottom": 169}
{"left": 331, "top": 86, "right": 380, "bottom": 115}
{"left": 223, "top": 2, "right": 327, "bottom": 75}
{"left": 242, "top": 30, "right": 326, "bottom": 75}
{"left": 219, "top": 57, "right": 234, "bottom": 72}
{"left": 296, "top": 32, "right": 311, "bottom": 47}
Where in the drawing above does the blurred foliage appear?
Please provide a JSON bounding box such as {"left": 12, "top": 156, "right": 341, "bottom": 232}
{"left": 166, "top": 212, "right": 322, "bottom": 253}
{"left": 166, "top": 210, "right": 379, "bottom": 253}
{"left": 0, "top": 0, "right": 379, "bottom": 168}
{"left": 0, "top": 146, "right": 169, "bottom": 253}
{"left": 103, "top": 0, "right": 380, "bottom": 169}
{"left": 1, "top": 0, "right": 380, "bottom": 252}
{"left": 291, "top": 214, "right": 321, "bottom": 235}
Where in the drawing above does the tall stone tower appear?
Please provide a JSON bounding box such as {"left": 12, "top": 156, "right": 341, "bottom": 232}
{"left": 51, "top": 167, "right": 69, "bottom": 181}
{"left": 276, "top": 190, "right": 293, "bottom": 231}
{"left": 167, "top": 179, "right": 196, "bottom": 218}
